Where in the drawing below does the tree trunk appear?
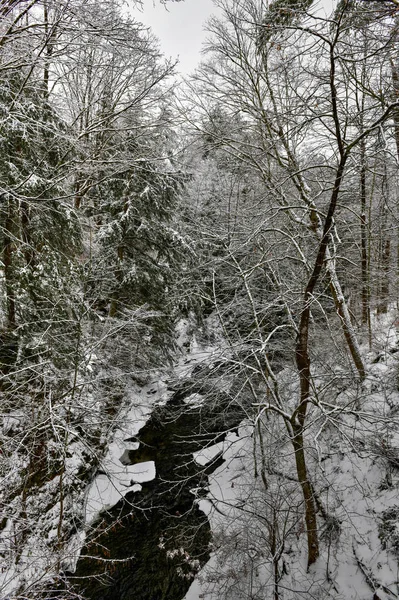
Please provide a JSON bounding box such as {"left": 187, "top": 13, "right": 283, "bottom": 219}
{"left": 1, "top": 198, "right": 18, "bottom": 384}
{"left": 3, "top": 198, "right": 17, "bottom": 331}
{"left": 377, "top": 164, "right": 391, "bottom": 315}
{"left": 390, "top": 59, "right": 399, "bottom": 307}
{"left": 20, "top": 200, "right": 35, "bottom": 270}
{"left": 294, "top": 158, "right": 348, "bottom": 568}
{"left": 0, "top": 0, "right": 22, "bottom": 16}
{"left": 391, "top": 58, "right": 399, "bottom": 161}
{"left": 377, "top": 238, "right": 391, "bottom": 314}
{"left": 306, "top": 217, "right": 366, "bottom": 380}
{"left": 262, "top": 77, "right": 365, "bottom": 379}
{"left": 292, "top": 426, "right": 319, "bottom": 569}
{"left": 360, "top": 138, "right": 369, "bottom": 327}
{"left": 43, "top": 1, "right": 56, "bottom": 99}
{"left": 327, "top": 254, "right": 366, "bottom": 380}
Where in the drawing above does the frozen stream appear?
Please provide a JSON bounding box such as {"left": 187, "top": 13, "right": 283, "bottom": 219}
{"left": 65, "top": 344, "right": 247, "bottom": 600}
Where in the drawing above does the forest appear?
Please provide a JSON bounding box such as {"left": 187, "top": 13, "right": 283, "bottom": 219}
{"left": 1, "top": 0, "right": 399, "bottom": 598}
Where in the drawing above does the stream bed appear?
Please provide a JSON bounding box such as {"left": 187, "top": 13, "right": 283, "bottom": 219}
{"left": 65, "top": 360, "right": 248, "bottom": 600}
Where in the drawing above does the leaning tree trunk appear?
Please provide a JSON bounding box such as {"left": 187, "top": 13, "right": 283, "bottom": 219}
{"left": 298, "top": 188, "right": 366, "bottom": 380}
{"left": 327, "top": 250, "right": 366, "bottom": 380}
{"left": 295, "top": 156, "right": 348, "bottom": 569}
{"left": 293, "top": 86, "right": 399, "bottom": 567}
{"left": 0, "top": 0, "right": 23, "bottom": 16}
{"left": 291, "top": 423, "right": 319, "bottom": 568}
{"left": 262, "top": 79, "right": 366, "bottom": 380}
{"left": 259, "top": 33, "right": 399, "bottom": 570}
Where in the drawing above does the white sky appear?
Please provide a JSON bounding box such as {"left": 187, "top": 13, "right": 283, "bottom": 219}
{"left": 133, "top": 0, "right": 334, "bottom": 75}
{"left": 134, "top": 0, "right": 219, "bottom": 74}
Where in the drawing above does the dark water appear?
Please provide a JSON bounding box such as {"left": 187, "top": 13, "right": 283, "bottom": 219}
{"left": 66, "top": 377, "right": 247, "bottom": 600}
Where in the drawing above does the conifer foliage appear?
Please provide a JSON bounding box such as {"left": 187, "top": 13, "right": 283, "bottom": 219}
{"left": 0, "top": 1, "right": 185, "bottom": 596}
{"left": 2, "top": 0, "right": 399, "bottom": 598}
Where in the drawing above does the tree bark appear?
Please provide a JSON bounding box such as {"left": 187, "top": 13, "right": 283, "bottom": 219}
{"left": 391, "top": 58, "right": 399, "bottom": 161}
{"left": 327, "top": 253, "right": 366, "bottom": 380}
{"left": 291, "top": 426, "right": 319, "bottom": 569}
{"left": 20, "top": 200, "right": 35, "bottom": 270}
{"left": 390, "top": 58, "right": 399, "bottom": 307}
{"left": 294, "top": 157, "right": 348, "bottom": 567}
{"left": 377, "top": 237, "right": 391, "bottom": 314}
{"left": 377, "top": 164, "right": 391, "bottom": 315}
{"left": 3, "top": 198, "right": 17, "bottom": 331}
{"left": 0, "top": 0, "right": 21, "bottom": 16}
{"left": 360, "top": 138, "right": 369, "bottom": 327}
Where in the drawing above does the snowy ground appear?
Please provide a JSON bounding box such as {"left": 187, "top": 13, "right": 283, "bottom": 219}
{"left": 0, "top": 317, "right": 224, "bottom": 598}
{"left": 3, "top": 312, "right": 399, "bottom": 599}
{"left": 84, "top": 323, "right": 225, "bottom": 525}
{"left": 183, "top": 310, "right": 399, "bottom": 600}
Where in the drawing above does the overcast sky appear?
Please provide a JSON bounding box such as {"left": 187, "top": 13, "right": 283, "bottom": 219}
{"left": 134, "top": 0, "right": 219, "bottom": 75}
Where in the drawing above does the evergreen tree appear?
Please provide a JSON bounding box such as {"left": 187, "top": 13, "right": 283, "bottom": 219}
{"left": 0, "top": 68, "right": 82, "bottom": 376}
